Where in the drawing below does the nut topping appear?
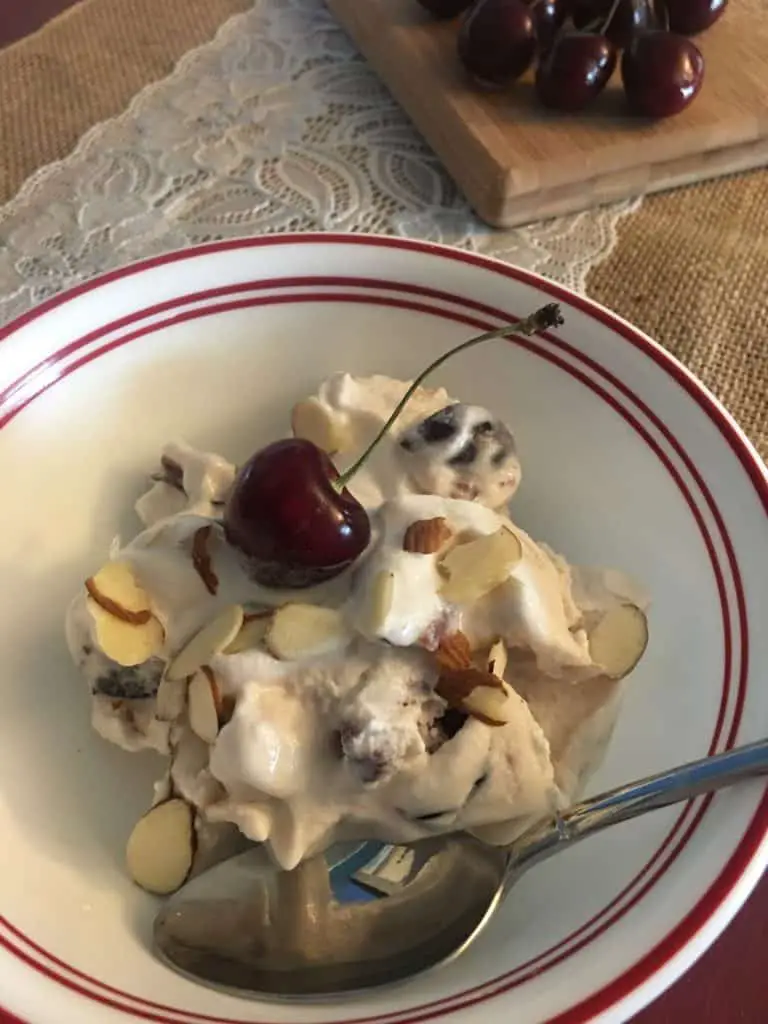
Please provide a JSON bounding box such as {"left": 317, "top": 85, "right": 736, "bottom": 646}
{"left": 85, "top": 561, "right": 152, "bottom": 625}
{"left": 438, "top": 526, "right": 522, "bottom": 605}
{"left": 436, "top": 667, "right": 511, "bottom": 727}
{"left": 434, "top": 631, "right": 473, "bottom": 671}
{"left": 403, "top": 517, "right": 454, "bottom": 554}
{"left": 191, "top": 525, "right": 219, "bottom": 596}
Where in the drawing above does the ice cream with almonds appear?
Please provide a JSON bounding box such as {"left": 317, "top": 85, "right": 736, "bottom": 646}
{"left": 66, "top": 375, "right": 648, "bottom": 888}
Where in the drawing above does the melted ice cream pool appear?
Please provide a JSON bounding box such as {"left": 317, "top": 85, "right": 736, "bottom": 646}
{"left": 66, "top": 376, "right": 648, "bottom": 870}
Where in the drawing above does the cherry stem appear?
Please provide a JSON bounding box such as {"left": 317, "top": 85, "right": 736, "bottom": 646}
{"left": 334, "top": 302, "right": 564, "bottom": 491}
{"left": 599, "top": 0, "right": 623, "bottom": 34}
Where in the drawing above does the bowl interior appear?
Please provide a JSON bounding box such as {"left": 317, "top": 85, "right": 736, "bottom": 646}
{"left": 0, "top": 238, "right": 765, "bottom": 1024}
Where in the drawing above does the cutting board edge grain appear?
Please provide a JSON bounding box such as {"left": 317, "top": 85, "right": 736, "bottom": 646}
{"left": 327, "top": 0, "right": 768, "bottom": 227}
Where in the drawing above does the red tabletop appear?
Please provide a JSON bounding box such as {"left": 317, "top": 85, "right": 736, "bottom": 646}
{"left": 0, "top": 0, "right": 82, "bottom": 48}
{"left": 0, "top": 3, "right": 766, "bottom": 1022}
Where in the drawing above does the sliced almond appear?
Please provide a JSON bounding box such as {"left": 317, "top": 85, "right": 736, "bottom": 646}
{"left": 361, "top": 570, "right": 395, "bottom": 635}
{"left": 438, "top": 527, "right": 523, "bottom": 605}
{"left": 155, "top": 676, "right": 188, "bottom": 722}
{"left": 462, "top": 686, "right": 511, "bottom": 726}
{"left": 436, "top": 666, "right": 506, "bottom": 703}
{"left": 266, "top": 603, "right": 350, "bottom": 661}
{"left": 191, "top": 525, "right": 219, "bottom": 596}
{"left": 243, "top": 607, "right": 275, "bottom": 621}
{"left": 188, "top": 669, "right": 221, "bottom": 744}
{"left": 403, "top": 517, "right": 454, "bottom": 554}
{"left": 202, "top": 664, "right": 236, "bottom": 724}
{"left": 436, "top": 667, "right": 510, "bottom": 727}
{"left": 291, "top": 397, "right": 351, "bottom": 455}
{"left": 85, "top": 561, "right": 152, "bottom": 625}
{"left": 588, "top": 603, "right": 649, "bottom": 680}
{"left": 223, "top": 612, "right": 273, "bottom": 655}
{"left": 86, "top": 597, "right": 164, "bottom": 667}
{"left": 166, "top": 604, "right": 244, "bottom": 681}
{"left": 435, "top": 631, "right": 472, "bottom": 671}
{"left": 84, "top": 560, "right": 163, "bottom": 665}
{"left": 126, "top": 798, "right": 195, "bottom": 895}
{"left": 487, "top": 638, "right": 508, "bottom": 679}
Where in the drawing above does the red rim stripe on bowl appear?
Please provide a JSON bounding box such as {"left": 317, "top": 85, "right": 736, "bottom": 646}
{"left": 0, "top": 284, "right": 748, "bottom": 1024}
{"left": 0, "top": 238, "right": 762, "bottom": 1024}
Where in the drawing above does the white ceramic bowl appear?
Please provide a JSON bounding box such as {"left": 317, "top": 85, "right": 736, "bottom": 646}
{"left": 0, "top": 235, "right": 765, "bottom": 1024}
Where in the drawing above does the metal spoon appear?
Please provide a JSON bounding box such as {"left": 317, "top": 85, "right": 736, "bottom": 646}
{"left": 154, "top": 738, "right": 768, "bottom": 998}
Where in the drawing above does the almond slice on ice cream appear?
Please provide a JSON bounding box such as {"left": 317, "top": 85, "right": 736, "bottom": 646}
{"left": 85, "top": 560, "right": 152, "bottom": 623}
{"left": 191, "top": 524, "right": 219, "bottom": 596}
{"left": 126, "top": 798, "right": 195, "bottom": 894}
{"left": 438, "top": 527, "right": 522, "bottom": 605}
{"left": 223, "top": 611, "right": 273, "bottom": 655}
{"left": 435, "top": 631, "right": 473, "bottom": 670}
{"left": 360, "top": 570, "right": 395, "bottom": 635}
{"left": 188, "top": 668, "right": 222, "bottom": 744}
{"left": 487, "top": 638, "right": 508, "bottom": 678}
{"left": 86, "top": 598, "right": 164, "bottom": 667}
{"left": 462, "top": 686, "right": 512, "bottom": 727}
{"left": 266, "top": 603, "right": 350, "bottom": 660}
{"left": 403, "top": 517, "right": 454, "bottom": 554}
{"left": 155, "top": 675, "right": 188, "bottom": 722}
{"left": 291, "top": 398, "right": 351, "bottom": 455}
{"left": 436, "top": 667, "right": 511, "bottom": 727}
{"left": 84, "top": 560, "right": 164, "bottom": 666}
{"left": 166, "top": 604, "right": 244, "bottom": 681}
{"left": 203, "top": 664, "right": 234, "bottom": 721}
{"left": 588, "top": 603, "right": 649, "bottom": 680}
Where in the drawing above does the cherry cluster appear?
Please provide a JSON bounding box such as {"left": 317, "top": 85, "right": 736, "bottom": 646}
{"left": 416, "top": 0, "right": 727, "bottom": 117}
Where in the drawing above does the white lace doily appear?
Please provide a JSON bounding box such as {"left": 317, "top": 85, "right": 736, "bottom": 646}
{"left": 0, "top": 0, "right": 642, "bottom": 327}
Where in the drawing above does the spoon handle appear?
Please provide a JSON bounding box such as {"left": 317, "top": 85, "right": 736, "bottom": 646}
{"left": 504, "top": 738, "right": 768, "bottom": 878}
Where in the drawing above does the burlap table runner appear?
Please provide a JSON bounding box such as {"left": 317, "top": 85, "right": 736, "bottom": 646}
{"left": 0, "top": 0, "right": 251, "bottom": 201}
{"left": 590, "top": 180, "right": 768, "bottom": 461}
{"left": 0, "top": 0, "right": 765, "bottom": 461}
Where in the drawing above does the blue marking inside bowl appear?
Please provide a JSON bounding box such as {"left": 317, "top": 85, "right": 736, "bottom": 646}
{"left": 326, "top": 841, "right": 385, "bottom": 903}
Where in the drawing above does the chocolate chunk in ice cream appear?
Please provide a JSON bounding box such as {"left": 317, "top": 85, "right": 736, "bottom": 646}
{"left": 91, "top": 656, "right": 164, "bottom": 700}
{"left": 398, "top": 403, "right": 522, "bottom": 508}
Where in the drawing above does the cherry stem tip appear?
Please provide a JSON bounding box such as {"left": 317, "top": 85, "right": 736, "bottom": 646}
{"left": 333, "top": 302, "right": 563, "bottom": 491}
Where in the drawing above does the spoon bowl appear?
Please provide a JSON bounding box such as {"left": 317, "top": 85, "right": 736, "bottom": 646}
{"left": 154, "top": 834, "right": 507, "bottom": 997}
{"left": 155, "top": 738, "right": 768, "bottom": 998}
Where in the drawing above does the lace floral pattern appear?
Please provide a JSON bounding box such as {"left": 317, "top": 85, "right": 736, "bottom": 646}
{"left": 0, "top": 0, "right": 641, "bottom": 327}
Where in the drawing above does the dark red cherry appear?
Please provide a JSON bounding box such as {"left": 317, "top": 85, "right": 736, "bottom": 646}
{"left": 458, "top": 0, "right": 537, "bottom": 86}
{"left": 536, "top": 31, "right": 617, "bottom": 111}
{"left": 621, "top": 30, "right": 704, "bottom": 117}
{"left": 572, "top": 0, "right": 613, "bottom": 30}
{"left": 663, "top": 0, "right": 727, "bottom": 35}
{"left": 572, "top": 0, "right": 657, "bottom": 48}
{"left": 416, "top": 0, "right": 475, "bottom": 17}
{"left": 609, "top": 0, "right": 657, "bottom": 48}
{"left": 524, "top": 0, "right": 569, "bottom": 51}
{"left": 223, "top": 304, "right": 564, "bottom": 589}
{"left": 224, "top": 439, "right": 370, "bottom": 588}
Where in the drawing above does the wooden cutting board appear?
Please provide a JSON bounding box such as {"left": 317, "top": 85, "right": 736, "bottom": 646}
{"left": 326, "top": 0, "right": 768, "bottom": 226}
